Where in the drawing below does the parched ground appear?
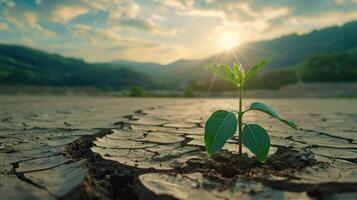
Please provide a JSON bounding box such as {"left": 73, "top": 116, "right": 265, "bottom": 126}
{"left": 0, "top": 96, "right": 356, "bottom": 200}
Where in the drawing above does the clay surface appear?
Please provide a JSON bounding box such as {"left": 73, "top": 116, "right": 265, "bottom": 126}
{"left": 1, "top": 96, "right": 356, "bottom": 199}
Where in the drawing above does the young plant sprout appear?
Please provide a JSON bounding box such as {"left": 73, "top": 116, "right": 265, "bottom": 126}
{"left": 204, "top": 60, "right": 297, "bottom": 163}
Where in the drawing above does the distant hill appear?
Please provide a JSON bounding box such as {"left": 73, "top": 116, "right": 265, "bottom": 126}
{"left": 0, "top": 44, "right": 154, "bottom": 90}
{"left": 1, "top": 20, "right": 356, "bottom": 91}
{"left": 111, "top": 20, "right": 357, "bottom": 87}
{"left": 160, "top": 20, "right": 357, "bottom": 86}
{"left": 110, "top": 59, "right": 168, "bottom": 79}
{"left": 299, "top": 47, "right": 357, "bottom": 83}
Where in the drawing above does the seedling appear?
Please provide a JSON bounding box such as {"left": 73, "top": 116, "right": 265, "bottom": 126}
{"left": 204, "top": 60, "right": 297, "bottom": 163}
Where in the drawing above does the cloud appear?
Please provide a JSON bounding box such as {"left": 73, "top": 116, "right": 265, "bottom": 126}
{"left": 109, "top": 9, "right": 123, "bottom": 20}
{"left": 108, "top": 2, "right": 140, "bottom": 20}
{"left": 70, "top": 23, "right": 181, "bottom": 63}
{"left": 158, "top": 0, "right": 357, "bottom": 41}
{"left": 71, "top": 24, "right": 159, "bottom": 48}
{"left": 106, "top": 1, "right": 175, "bottom": 36}
{"left": 335, "top": 0, "right": 357, "bottom": 4}
{"left": 120, "top": 18, "right": 176, "bottom": 36}
{"left": 127, "top": 2, "right": 141, "bottom": 18}
{"left": 0, "top": 22, "right": 8, "bottom": 30}
{"left": 33, "top": 24, "right": 56, "bottom": 38}
{"left": 49, "top": 5, "right": 89, "bottom": 23}
{"left": 2, "top": 7, "right": 56, "bottom": 38}
{"left": 159, "top": 0, "right": 194, "bottom": 9}
{"left": 159, "top": 0, "right": 357, "bottom": 23}
{"left": 80, "top": 0, "right": 124, "bottom": 11}
{"left": 34, "top": 1, "right": 92, "bottom": 23}
{"left": 0, "top": 0, "right": 15, "bottom": 8}
{"left": 71, "top": 24, "right": 93, "bottom": 37}
{"left": 1, "top": 0, "right": 356, "bottom": 63}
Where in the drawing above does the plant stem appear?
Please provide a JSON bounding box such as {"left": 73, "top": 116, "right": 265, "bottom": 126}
{"left": 238, "top": 86, "right": 243, "bottom": 158}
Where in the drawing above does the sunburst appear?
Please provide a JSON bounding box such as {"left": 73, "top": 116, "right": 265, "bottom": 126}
{"left": 219, "top": 31, "right": 241, "bottom": 51}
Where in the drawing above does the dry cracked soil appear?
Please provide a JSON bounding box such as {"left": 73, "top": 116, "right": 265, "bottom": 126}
{"left": 0, "top": 96, "right": 357, "bottom": 200}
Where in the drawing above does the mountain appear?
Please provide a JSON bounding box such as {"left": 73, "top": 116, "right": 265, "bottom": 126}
{"left": 110, "top": 59, "right": 168, "bottom": 78}
{"left": 0, "top": 44, "right": 154, "bottom": 90}
{"left": 299, "top": 47, "right": 357, "bottom": 83}
{"left": 111, "top": 20, "right": 357, "bottom": 87}
{"left": 1, "top": 20, "right": 356, "bottom": 91}
{"left": 110, "top": 58, "right": 210, "bottom": 86}
{"left": 160, "top": 20, "right": 357, "bottom": 85}
{"left": 107, "top": 20, "right": 357, "bottom": 88}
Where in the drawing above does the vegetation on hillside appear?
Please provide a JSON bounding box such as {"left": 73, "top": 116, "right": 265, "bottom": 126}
{"left": 157, "top": 21, "right": 357, "bottom": 85}
{"left": 300, "top": 50, "right": 357, "bottom": 82}
{"left": 0, "top": 21, "right": 356, "bottom": 92}
{"left": 0, "top": 44, "right": 154, "bottom": 90}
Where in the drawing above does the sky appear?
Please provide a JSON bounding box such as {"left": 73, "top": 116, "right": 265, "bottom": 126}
{"left": 0, "top": 0, "right": 357, "bottom": 64}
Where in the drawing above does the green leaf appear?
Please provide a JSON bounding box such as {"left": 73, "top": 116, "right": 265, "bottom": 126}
{"left": 242, "top": 124, "right": 270, "bottom": 163}
{"left": 233, "top": 63, "right": 245, "bottom": 85}
{"left": 205, "top": 64, "right": 237, "bottom": 84}
{"left": 205, "top": 64, "right": 230, "bottom": 82}
{"left": 244, "top": 60, "right": 269, "bottom": 81}
{"left": 204, "top": 110, "right": 237, "bottom": 156}
{"left": 223, "top": 64, "right": 237, "bottom": 83}
{"left": 246, "top": 102, "right": 297, "bottom": 129}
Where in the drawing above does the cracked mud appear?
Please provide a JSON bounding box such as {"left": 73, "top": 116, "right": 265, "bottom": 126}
{"left": 1, "top": 96, "right": 357, "bottom": 199}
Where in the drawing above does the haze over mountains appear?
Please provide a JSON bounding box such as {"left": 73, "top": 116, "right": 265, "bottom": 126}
{"left": 113, "top": 20, "right": 357, "bottom": 86}
{"left": 0, "top": 21, "right": 356, "bottom": 90}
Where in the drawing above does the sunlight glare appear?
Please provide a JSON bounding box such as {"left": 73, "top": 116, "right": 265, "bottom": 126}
{"left": 219, "top": 32, "right": 240, "bottom": 51}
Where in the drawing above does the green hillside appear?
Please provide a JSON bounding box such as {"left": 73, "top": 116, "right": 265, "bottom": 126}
{"left": 299, "top": 48, "right": 357, "bottom": 83}
{"left": 0, "top": 44, "right": 154, "bottom": 90}
{"left": 163, "top": 21, "right": 357, "bottom": 86}
{"left": 189, "top": 47, "right": 357, "bottom": 91}
{"left": 1, "top": 21, "right": 356, "bottom": 91}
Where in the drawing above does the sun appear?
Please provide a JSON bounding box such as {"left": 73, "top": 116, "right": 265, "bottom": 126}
{"left": 219, "top": 31, "right": 240, "bottom": 50}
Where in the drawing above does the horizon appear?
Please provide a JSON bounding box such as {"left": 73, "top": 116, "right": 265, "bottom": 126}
{"left": 1, "top": 0, "right": 357, "bottom": 64}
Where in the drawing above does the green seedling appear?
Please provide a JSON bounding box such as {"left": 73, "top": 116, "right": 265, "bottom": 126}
{"left": 204, "top": 60, "right": 297, "bottom": 163}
